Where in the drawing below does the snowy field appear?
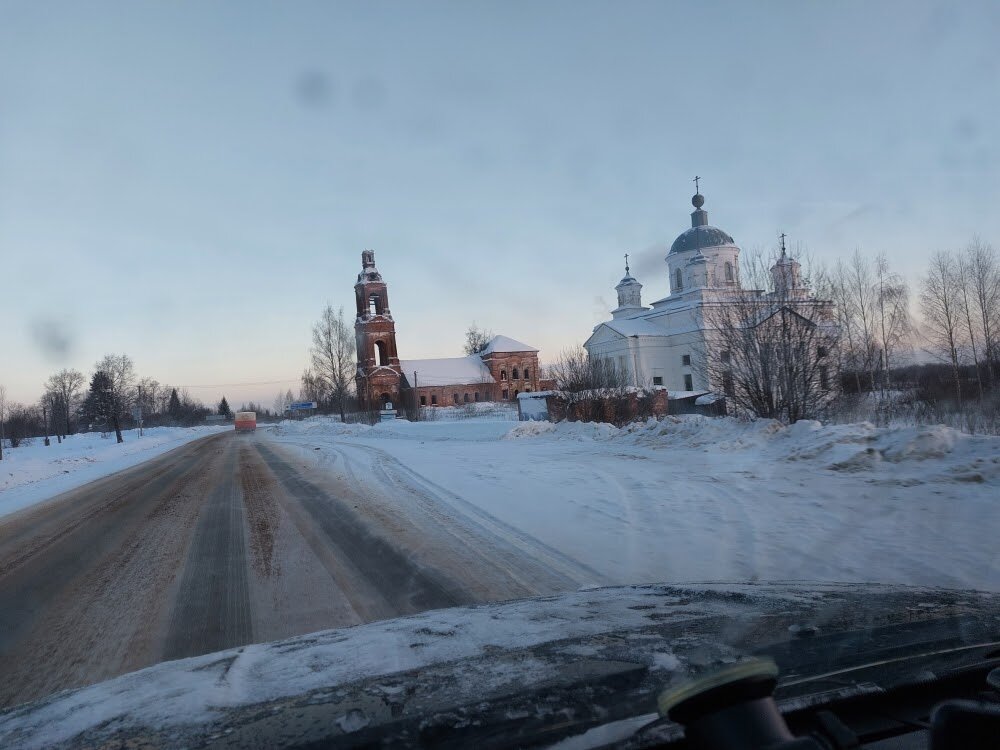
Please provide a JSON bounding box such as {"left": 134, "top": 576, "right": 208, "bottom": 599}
{"left": 0, "top": 426, "right": 228, "bottom": 519}
{"left": 265, "top": 414, "right": 1000, "bottom": 592}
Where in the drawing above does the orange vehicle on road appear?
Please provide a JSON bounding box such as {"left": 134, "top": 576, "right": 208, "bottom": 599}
{"left": 234, "top": 411, "right": 256, "bottom": 433}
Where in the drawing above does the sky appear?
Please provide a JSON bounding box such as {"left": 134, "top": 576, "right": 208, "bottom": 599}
{"left": 1, "top": 1, "right": 998, "bottom": 407}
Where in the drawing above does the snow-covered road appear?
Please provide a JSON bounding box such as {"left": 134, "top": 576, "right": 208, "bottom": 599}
{"left": 264, "top": 415, "right": 1000, "bottom": 592}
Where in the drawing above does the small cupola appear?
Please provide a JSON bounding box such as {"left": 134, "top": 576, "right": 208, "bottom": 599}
{"left": 612, "top": 254, "right": 646, "bottom": 319}
{"left": 770, "top": 233, "right": 804, "bottom": 295}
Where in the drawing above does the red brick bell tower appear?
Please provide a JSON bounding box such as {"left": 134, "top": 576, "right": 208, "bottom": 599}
{"left": 354, "top": 250, "right": 402, "bottom": 410}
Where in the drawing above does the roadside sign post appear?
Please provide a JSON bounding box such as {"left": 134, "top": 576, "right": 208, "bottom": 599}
{"left": 287, "top": 402, "right": 317, "bottom": 420}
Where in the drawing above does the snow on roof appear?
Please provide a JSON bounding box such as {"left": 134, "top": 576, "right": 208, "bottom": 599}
{"left": 695, "top": 393, "right": 724, "bottom": 405}
{"left": 667, "top": 390, "right": 710, "bottom": 400}
{"left": 600, "top": 318, "right": 669, "bottom": 337}
{"left": 481, "top": 334, "right": 538, "bottom": 354}
{"left": 399, "top": 356, "right": 495, "bottom": 386}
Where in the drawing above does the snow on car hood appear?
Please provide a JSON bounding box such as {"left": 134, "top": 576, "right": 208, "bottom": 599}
{"left": 2, "top": 581, "right": 998, "bottom": 749}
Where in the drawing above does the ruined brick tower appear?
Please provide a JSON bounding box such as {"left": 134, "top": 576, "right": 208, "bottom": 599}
{"left": 354, "top": 250, "right": 402, "bottom": 410}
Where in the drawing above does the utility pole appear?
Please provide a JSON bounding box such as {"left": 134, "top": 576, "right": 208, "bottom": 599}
{"left": 104, "top": 386, "right": 124, "bottom": 443}
{"left": 0, "top": 385, "right": 6, "bottom": 461}
{"left": 413, "top": 371, "right": 419, "bottom": 422}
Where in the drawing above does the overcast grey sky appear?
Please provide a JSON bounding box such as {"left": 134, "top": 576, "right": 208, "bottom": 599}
{"left": 1, "top": 1, "right": 998, "bottom": 406}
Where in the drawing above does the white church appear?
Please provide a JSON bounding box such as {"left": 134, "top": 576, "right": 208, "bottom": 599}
{"left": 585, "top": 186, "right": 816, "bottom": 396}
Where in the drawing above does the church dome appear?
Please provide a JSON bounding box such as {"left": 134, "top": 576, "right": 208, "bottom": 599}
{"left": 669, "top": 225, "right": 735, "bottom": 255}
{"left": 668, "top": 191, "right": 736, "bottom": 255}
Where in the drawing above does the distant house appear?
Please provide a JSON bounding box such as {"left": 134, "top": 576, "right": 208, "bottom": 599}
{"left": 353, "top": 251, "right": 542, "bottom": 410}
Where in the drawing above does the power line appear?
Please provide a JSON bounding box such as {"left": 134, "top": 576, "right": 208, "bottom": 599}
{"left": 168, "top": 378, "right": 300, "bottom": 389}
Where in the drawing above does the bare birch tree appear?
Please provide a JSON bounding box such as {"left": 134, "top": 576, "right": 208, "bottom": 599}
{"left": 310, "top": 304, "right": 355, "bottom": 421}
{"left": 844, "top": 250, "right": 879, "bottom": 390}
{"left": 956, "top": 252, "right": 985, "bottom": 399}
{"left": 873, "top": 253, "right": 911, "bottom": 395}
{"left": 0, "top": 385, "right": 6, "bottom": 460}
{"left": 920, "top": 252, "right": 965, "bottom": 405}
{"left": 701, "top": 248, "right": 839, "bottom": 422}
{"left": 464, "top": 323, "right": 494, "bottom": 355}
{"left": 44, "top": 368, "right": 85, "bottom": 437}
{"left": 963, "top": 238, "right": 1000, "bottom": 387}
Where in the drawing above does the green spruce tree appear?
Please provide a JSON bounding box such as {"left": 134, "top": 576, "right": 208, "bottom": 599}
{"left": 167, "top": 388, "right": 183, "bottom": 421}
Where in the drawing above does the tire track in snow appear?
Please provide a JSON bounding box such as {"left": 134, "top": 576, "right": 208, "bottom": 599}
{"left": 330, "top": 441, "right": 607, "bottom": 589}
{"left": 162, "top": 444, "right": 253, "bottom": 661}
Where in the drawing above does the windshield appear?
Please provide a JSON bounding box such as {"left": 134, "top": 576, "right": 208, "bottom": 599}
{"left": 1, "top": 2, "right": 998, "bottom": 747}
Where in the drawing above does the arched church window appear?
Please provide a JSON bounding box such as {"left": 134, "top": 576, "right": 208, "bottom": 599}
{"left": 524, "top": 367, "right": 530, "bottom": 380}
{"left": 512, "top": 368, "right": 519, "bottom": 380}
{"left": 725, "top": 262, "right": 734, "bottom": 282}
{"left": 675, "top": 268, "right": 683, "bottom": 291}
{"left": 463, "top": 393, "right": 469, "bottom": 403}
{"left": 453, "top": 393, "right": 459, "bottom": 404}
{"left": 474, "top": 392, "right": 480, "bottom": 401}
{"left": 500, "top": 370, "right": 507, "bottom": 381}
{"left": 374, "top": 340, "right": 387, "bottom": 366}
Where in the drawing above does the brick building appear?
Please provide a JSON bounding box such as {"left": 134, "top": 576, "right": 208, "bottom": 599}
{"left": 354, "top": 251, "right": 542, "bottom": 411}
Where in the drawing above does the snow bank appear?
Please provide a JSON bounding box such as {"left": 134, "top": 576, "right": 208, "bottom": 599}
{"left": 502, "top": 416, "right": 999, "bottom": 482}
{"left": 0, "top": 426, "right": 228, "bottom": 519}
{"left": 266, "top": 415, "right": 514, "bottom": 443}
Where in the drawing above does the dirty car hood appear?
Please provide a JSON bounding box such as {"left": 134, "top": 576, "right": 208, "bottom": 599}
{"left": 2, "top": 582, "right": 999, "bottom": 749}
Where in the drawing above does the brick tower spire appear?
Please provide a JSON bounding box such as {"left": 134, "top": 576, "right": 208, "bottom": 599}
{"left": 354, "top": 250, "right": 402, "bottom": 410}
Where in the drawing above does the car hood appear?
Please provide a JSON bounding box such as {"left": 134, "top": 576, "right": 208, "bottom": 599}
{"left": 2, "top": 581, "right": 999, "bottom": 749}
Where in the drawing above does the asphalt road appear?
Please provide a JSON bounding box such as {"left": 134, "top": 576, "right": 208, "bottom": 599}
{"left": 0, "top": 431, "right": 579, "bottom": 709}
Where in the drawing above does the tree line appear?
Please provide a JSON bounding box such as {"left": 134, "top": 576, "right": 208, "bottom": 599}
{"left": 0, "top": 354, "right": 235, "bottom": 457}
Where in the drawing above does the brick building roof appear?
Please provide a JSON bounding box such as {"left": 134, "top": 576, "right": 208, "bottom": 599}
{"left": 481, "top": 335, "right": 538, "bottom": 354}
{"left": 398, "top": 355, "right": 495, "bottom": 387}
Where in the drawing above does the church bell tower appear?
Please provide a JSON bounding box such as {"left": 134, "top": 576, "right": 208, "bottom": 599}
{"left": 354, "top": 250, "right": 402, "bottom": 409}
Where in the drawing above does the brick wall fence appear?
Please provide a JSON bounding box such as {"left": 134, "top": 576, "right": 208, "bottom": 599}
{"left": 542, "top": 389, "right": 669, "bottom": 427}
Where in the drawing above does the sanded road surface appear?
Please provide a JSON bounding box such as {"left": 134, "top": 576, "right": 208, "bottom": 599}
{"left": 0, "top": 432, "right": 583, "bottom": 709}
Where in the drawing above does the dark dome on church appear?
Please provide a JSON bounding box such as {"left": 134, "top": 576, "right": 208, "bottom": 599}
{"left": 668, "top": 190, "right": 736, "bottom": 255}
{"left": 669, "top": 225, "right": 736, "bottom": 255}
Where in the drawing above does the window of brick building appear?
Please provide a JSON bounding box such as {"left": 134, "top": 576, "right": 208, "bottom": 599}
{"left": 431, "top": 395, "right": 437, "bottom": 405}
{"left": 502, "top": 389, "right": 508, "bottom": 399}
{"left": 474, "top": 392, "right": 480, "bottom": 401}
{"left": 512, "top": 368, "right": 519, "bottom": 379}
{"left": 500, "top": 370, "right": 507, "bottom": 381}
{"left": 524, "top": 367, "right": 530, "bottom": 380}
{"left": 453, "top": 393, "right": 459, "bottom": 403}
{"left": 420, "top": 395, "right": 426, "bottom": 406}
